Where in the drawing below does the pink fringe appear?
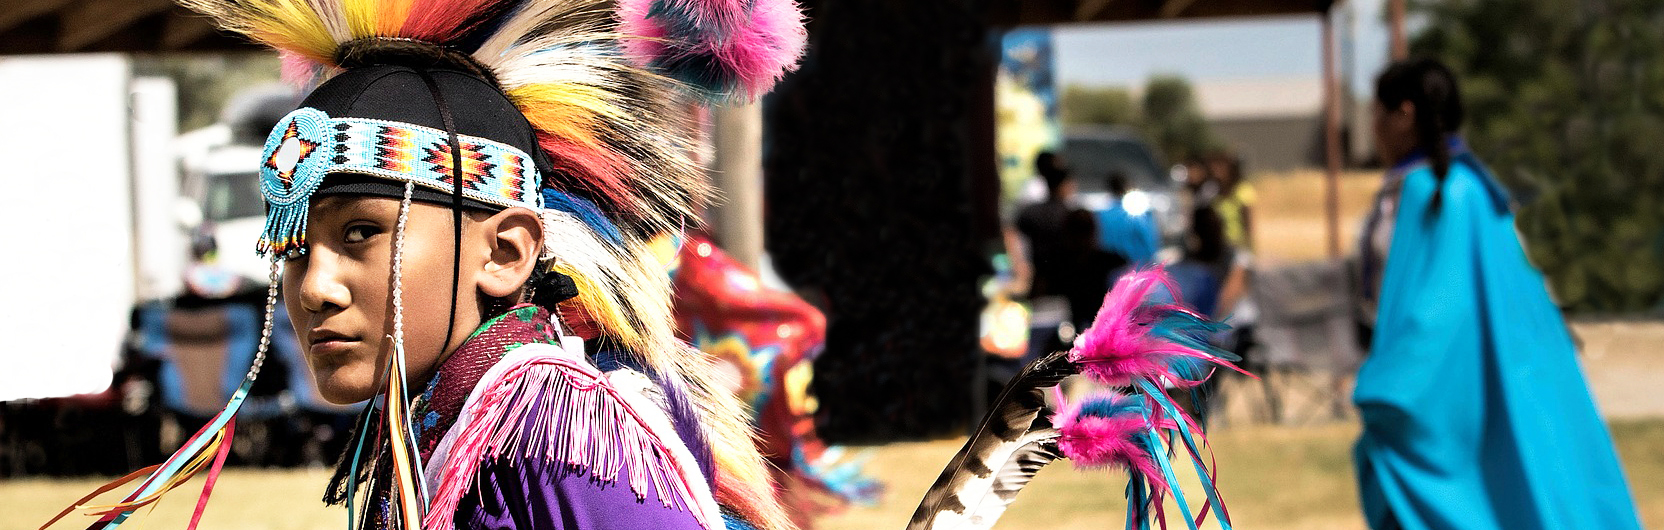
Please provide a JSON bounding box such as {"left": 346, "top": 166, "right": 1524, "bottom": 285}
{"left": 617, "top": 0, "right": 808, "bottom": 101}
{"left": 1068, "top": 268, "right": 1218, "bottom": 387}
{"left": 424, "top": 353, "right": 710, "bottom": 530}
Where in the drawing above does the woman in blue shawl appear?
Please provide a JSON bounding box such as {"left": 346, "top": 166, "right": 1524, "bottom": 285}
{"left": 1353, "top": 58, "right": 1641, "bottom": 530}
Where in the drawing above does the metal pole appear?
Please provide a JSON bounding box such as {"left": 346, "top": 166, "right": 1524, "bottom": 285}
{"left": 1323, "top": 12, "right": 1343, "bottom": 258}
{"left": 711, "top": 102, "right": 766, "bottom": 270}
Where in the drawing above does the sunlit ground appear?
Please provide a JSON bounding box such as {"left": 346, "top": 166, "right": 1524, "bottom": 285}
{"left": 12, "top": 317, "right": 1664, "bottom": 529}
{"left": 817, "top": 419, "right": 1664, "bottom": 530}
{"left": 9, "top": 418, "right": 1662, "bottom": 530}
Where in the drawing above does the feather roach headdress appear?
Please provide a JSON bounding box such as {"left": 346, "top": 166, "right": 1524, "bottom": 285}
{"left": 910, "top": 269, "right": 1246, "bottom": 530}
{"left": 46, "top": 1, "right": 805, "bottom": 529}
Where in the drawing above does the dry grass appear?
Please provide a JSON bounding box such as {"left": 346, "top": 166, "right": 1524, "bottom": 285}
{"left": 7, "top": 416, "right": 1662, "bottom": 530}
{"left": 1248, "top": 169, "right": 1383, "bottom": 263}
{"left": 12, "top": 468, "right": 339, "bottom": 530}
{"left": 1573, "top": 320, "right": 1664, "bottom": 419}
{"left": 819, "top": 418, "right": 1664, "bottom": 530}
{"left": 819, "top": 424, "right": 1369, "bottom": 530}
{"left": 9, "top": 318, "right": 1664, "bottom": 529}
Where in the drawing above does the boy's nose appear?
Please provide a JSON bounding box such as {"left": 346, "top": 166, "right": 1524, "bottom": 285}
{"left": 296, "top": 256, "right": 351, "bottom": 313}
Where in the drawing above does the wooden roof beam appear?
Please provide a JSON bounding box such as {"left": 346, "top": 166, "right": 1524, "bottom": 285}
{"left": 1159, "top": 0, "right": 1200, "bottom": 18}
{"left": 1073, "top": 0, "right": 1117, "bottom": 22}
{"left": 161, "top": 10, "right": 222, "bottom": 50}
{"left": 58, "top": 0, "right": 174, "bottom": 52}
{"left": 0, "top": 0, "right": 72, "bottom": 34}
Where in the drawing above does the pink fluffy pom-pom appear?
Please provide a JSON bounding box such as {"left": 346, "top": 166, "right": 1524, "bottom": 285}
{"left": 617, "top": 0, "right": 808, "bottom": 102}
{"left": 1053, "top": 393, "right": 1169, "bottom": 492}
{"left": 1068, "top": 268, "right": 1219, "bottom": 387}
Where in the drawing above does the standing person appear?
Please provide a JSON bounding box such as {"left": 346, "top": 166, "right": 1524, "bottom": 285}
{"left": 1166, "top": 206, "right": 1238, "bottom": 318}
{"left": 1093, "top": 172, "right": 1161, "bottom": 265}
{"left": 1353, "top": 58, "right": 1641, "bottom": 530}
{"left": 50, "top": 0, "right": 807, "bottom": 529}
{"left": 1015, "top": 153, "right": 1122, "bottom": 363}
{"left": 1163, "top": 205, "right": 1247, "bottom": 425}
{"left": 1209, "top": 153, "right": 1255, "bottom": 251}
{"left": 1182, "top": 156, "right": 1218, "bottom": 206}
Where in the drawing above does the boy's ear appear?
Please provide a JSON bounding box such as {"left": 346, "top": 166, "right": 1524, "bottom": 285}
{"left": 1397, "top": 100, "right": 1416, "bottom": 117}
{"left": 477, "top": 207, "right": 544, "bottom": 299}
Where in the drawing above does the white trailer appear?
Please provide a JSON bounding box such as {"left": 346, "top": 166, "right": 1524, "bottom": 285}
{"left": 0, "top": 55, "right": 184, "bottom": 402}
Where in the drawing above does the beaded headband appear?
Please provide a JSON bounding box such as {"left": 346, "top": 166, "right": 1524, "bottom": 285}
{"left": 257, "top": 106, "right": 544, "bottom": 259}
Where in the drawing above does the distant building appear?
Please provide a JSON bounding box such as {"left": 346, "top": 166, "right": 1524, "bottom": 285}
{"left": 1191, "top": 76, "right": 1371, "bottom": 172}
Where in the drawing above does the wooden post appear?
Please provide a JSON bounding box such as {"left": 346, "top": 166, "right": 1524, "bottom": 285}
{"left": 712, "top": 102, "right": 765, "bottom": 270}
{"left": 1323, "top": 11, "right": 1343, "bottom": 258}
{"left": 1388, "top": 0, "right": 1408, "bottom": 60}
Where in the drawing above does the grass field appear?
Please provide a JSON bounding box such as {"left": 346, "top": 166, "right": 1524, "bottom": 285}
{"left": 10, "top": 418, "right": 1661, "bottom": 530}
{"left": 817, "top": 420, "right": 1664, "bottom": 530}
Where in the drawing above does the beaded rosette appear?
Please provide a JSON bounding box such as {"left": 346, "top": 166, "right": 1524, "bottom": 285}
{"left": 257, "top": 107, "right": 544, "bottom": 259}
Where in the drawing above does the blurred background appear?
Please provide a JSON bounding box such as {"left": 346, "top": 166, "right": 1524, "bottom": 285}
{"left": 2, "top": 0, "right": 1660, "bottom": 529}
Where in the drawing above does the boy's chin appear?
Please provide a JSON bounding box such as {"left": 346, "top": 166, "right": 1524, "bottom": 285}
{"left": 313, "top": 369, "right": 381, "bottom": 405}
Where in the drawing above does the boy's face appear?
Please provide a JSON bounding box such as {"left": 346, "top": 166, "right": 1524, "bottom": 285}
{"left": 281, "top": 195, "right": 487, "bottom": 404}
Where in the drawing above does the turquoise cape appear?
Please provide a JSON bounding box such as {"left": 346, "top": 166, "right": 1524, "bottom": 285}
{"left": 1352, "top": 151, "right": 1642, "bottom": 530}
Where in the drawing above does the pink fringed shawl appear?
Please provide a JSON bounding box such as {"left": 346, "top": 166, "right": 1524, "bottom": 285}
{"left": 422, "top": 342, "right": 721, "bottom": 530}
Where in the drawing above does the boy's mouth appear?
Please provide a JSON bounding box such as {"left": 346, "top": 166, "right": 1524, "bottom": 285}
{"left": 309, "top": 328, "right": 360, "bottom": 356}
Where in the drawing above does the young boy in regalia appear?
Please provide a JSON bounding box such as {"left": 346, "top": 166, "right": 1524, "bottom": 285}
{"left": 49, "top": 0, "right": 809, "bottom": 529}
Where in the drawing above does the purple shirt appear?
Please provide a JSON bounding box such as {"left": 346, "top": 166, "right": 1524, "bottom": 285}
{"left": 456, "top": 457, "right": 706, "bottom": 529}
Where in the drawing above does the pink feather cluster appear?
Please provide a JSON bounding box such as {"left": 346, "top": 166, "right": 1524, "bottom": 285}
{"left": 617, "top": 0, "right": 808, "bottom": 101}
{"left": 279, "top": 51, "right": 328, "bottom": 89}
{"left": 1068, "top": 268, "right": 1216, "bottom": 387}
{"left": 1053, "top": 392, "right": 1169, "bottom": 492}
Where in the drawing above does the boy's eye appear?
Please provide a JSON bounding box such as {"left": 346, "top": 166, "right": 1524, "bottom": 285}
{"left": 343, "top": 224, "right": 383, "bottom": 243}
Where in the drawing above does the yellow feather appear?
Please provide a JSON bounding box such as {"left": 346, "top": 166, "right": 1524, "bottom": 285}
{"left": 508, "top": 84, "right": 630, "bottom": 148}
{"left": 551, "top": 262, "right": 644, "bottom": 349}
{"left": 341, "top": 0, "right": 379, "bottom": 38}
{"left": 175, "top": 0, "right": 339, "bottom": 63}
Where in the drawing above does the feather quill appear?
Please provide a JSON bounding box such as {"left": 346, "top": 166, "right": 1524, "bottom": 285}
{"left": 907, "top": 350, "right": 1075, "bottom": 530}
{"left": 912, "top": 268, "right": 1246, "bottom": 530}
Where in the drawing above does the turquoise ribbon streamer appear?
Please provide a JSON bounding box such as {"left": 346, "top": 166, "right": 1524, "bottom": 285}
{"left": 98, "top": 377, "right": 254, "bottom": 529}
{"left": 1136, "top": 378, "right": 1232, "bottom": 530}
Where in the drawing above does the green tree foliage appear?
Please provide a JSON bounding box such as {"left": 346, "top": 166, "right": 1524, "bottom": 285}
{"left": 1411, "top": 0, "right": 1664, "bottom": 312}
{"left": 1060, "top": 84, "right": 1137, "bottom": 126}
{"left": 1141, "top": 75, "right": 1218, "bottom": 162}
{"left": 1059, "top": 75, "right": 1218, "bottom": 163}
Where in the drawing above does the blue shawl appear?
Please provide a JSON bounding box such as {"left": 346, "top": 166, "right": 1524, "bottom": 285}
{"left": 1352, "top": 147, "right": 1641, "bottom": 530}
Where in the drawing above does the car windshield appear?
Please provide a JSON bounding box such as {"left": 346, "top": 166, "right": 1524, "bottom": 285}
{"left": 1061, "top": 137, "right": 1171, "bottom": 193}
{"left": 204, "top": 171, "right": 264, "bottom": 221}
